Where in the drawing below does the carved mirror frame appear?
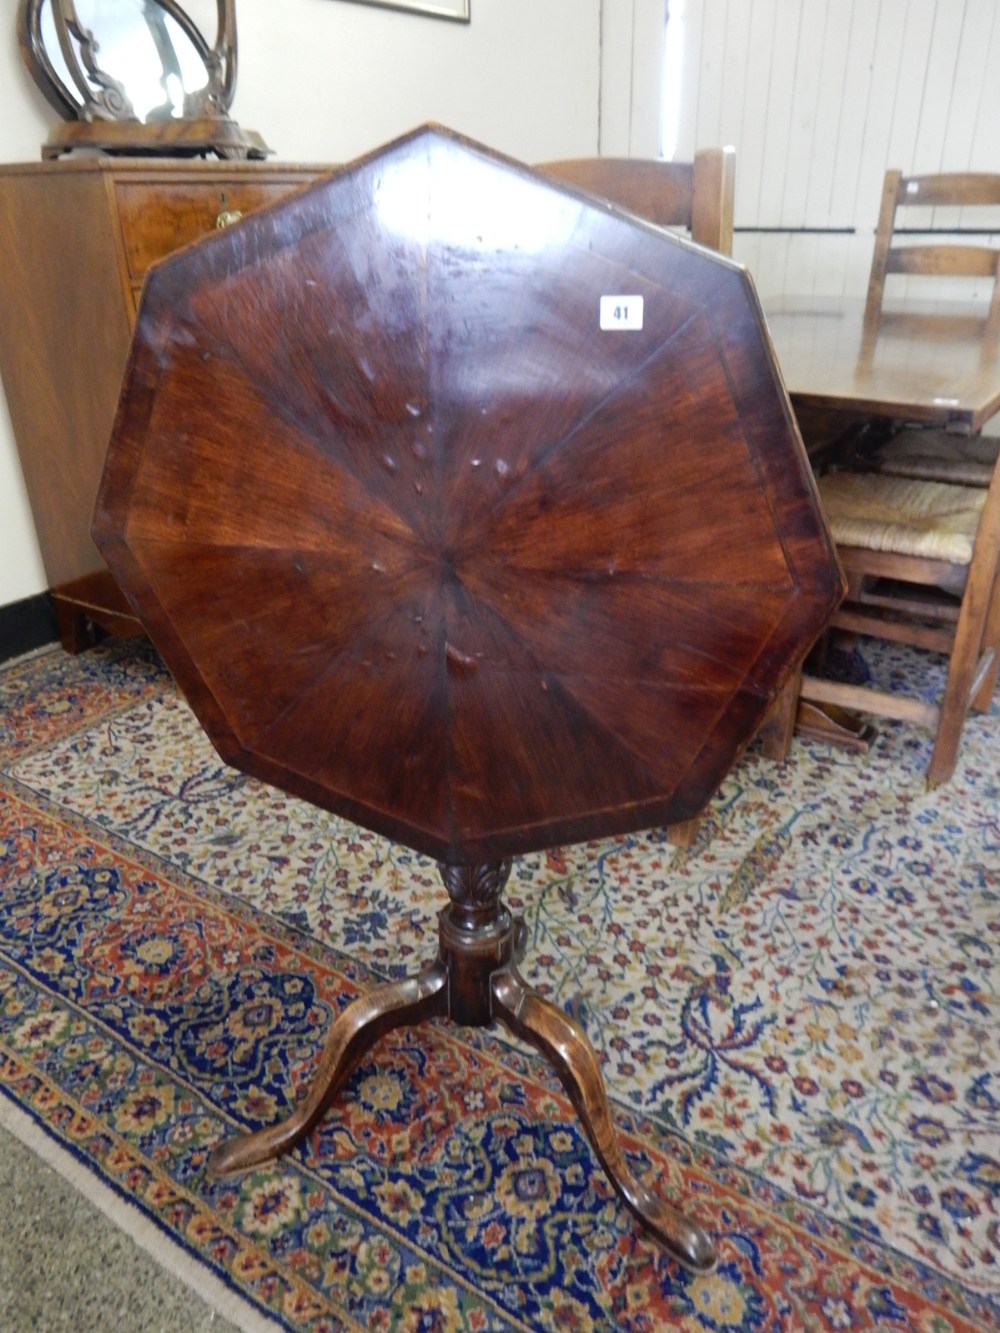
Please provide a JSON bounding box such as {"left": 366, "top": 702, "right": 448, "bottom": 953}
{"left": 17, "top": 0, "right": 268, "bottom": 158}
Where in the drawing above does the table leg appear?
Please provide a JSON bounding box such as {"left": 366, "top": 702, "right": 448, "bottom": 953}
{"left": 491, "top": 967, "right": 716, "bottom": 1273}
{"left": 207, "top": 960, "right": 449, "bottom": 1178}
{"left": 207, "top": 857, "right": 717, "bottom": 1272}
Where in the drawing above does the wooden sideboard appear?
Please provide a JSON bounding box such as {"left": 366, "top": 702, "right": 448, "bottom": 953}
{"left": 0, "top": 157, "right": 326, "bottom": 650}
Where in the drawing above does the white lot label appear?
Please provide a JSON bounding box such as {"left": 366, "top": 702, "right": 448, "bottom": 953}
{"left": 600, "top": 295, "right": 644, "bottom": 330}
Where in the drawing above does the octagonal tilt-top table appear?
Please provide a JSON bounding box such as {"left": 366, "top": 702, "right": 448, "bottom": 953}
{"left": 92, "top": 125, "right": 844, "bottom": 1274}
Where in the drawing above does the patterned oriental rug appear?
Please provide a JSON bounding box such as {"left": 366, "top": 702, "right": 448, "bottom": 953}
{"left": 0, "top": 639, "right": 997, "bottom": 1332}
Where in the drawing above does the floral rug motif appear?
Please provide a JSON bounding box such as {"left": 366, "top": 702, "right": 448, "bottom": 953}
{"left": 0, "top": 639, "right": 997, "bottom": 1331}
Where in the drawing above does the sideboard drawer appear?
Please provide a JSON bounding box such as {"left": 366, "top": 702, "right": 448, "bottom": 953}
{"left": 114, "top": 179, "right": 311, "bottom": 282}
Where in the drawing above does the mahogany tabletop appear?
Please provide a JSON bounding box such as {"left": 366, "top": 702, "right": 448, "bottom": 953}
{"left": 93, "top": 126, "right": 843, "bottom": 865}
{"left": 763, "top": 295, "right": 1000, "bottom": 433}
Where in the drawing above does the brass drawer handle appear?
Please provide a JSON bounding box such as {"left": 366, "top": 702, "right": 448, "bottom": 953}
{"left": 215, "top": 209, "right": 244, "bottom": 229}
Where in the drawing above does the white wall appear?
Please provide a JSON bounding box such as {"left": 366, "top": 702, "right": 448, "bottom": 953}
{"left": 671, "top": 0, "right": 1000, "bottom": 301}
{"left": 600, "top": 0, "right": 669, "bottom": 157}
{"left": 0, "top": 32, "right": 51, "bottom": 606}
{"left": 235, "top": 0, "right": 599, "bottom": 165}
{"left": 2, "top": 0, "right": 668, "bottom": 610}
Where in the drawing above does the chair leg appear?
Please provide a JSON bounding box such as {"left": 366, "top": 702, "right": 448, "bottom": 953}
{"left": 666, "top": 818, "right": 699, "bottom": 848}
{"left": 926, "top": 583, "right": 996, "bottom": 789}
{"left": 928, "top": 487, "right": 1000, "bottom": 784}
{"left": 970, "top": 569, "right": 1000, "bottom": 712}
{"left": 927, "top": 709, "right": 964, "bottom": 789}
{"left": 757, "top": 671, "right": 800, "bottom": 760}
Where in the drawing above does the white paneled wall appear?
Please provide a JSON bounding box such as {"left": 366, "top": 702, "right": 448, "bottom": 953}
{"left": 600, "top": 0, "right": 670, "bottom": 157}
{"left": 670, "top": 0, "right": 1000, "bottom": 299}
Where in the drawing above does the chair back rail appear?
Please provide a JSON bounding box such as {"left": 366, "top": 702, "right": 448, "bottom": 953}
{"left": 539, "top": 146, "right": 735, "bottom": 256}
{"left": 865, "top": 168, "right": 1000, "bottom": 324}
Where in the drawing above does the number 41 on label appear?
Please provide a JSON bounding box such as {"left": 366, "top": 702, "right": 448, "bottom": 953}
{"left": 600, "top": 295, "right": 644, "bottom": 331}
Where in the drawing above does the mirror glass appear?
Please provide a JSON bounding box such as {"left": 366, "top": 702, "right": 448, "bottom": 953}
{"left": 19, "top": 0, "right": 268, "bottom": 158}
{"left": 40, "top": 0, "right": 212, "bottom": 122}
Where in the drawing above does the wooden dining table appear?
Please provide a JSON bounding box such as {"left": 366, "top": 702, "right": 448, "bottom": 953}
{"left": 763, "top": 294, "right": 1000, "bottom": 436}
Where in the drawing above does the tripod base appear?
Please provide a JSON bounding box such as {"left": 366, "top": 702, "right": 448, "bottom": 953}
{"left": 207, "top": 859, "right": 716, "bottom": 1274}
